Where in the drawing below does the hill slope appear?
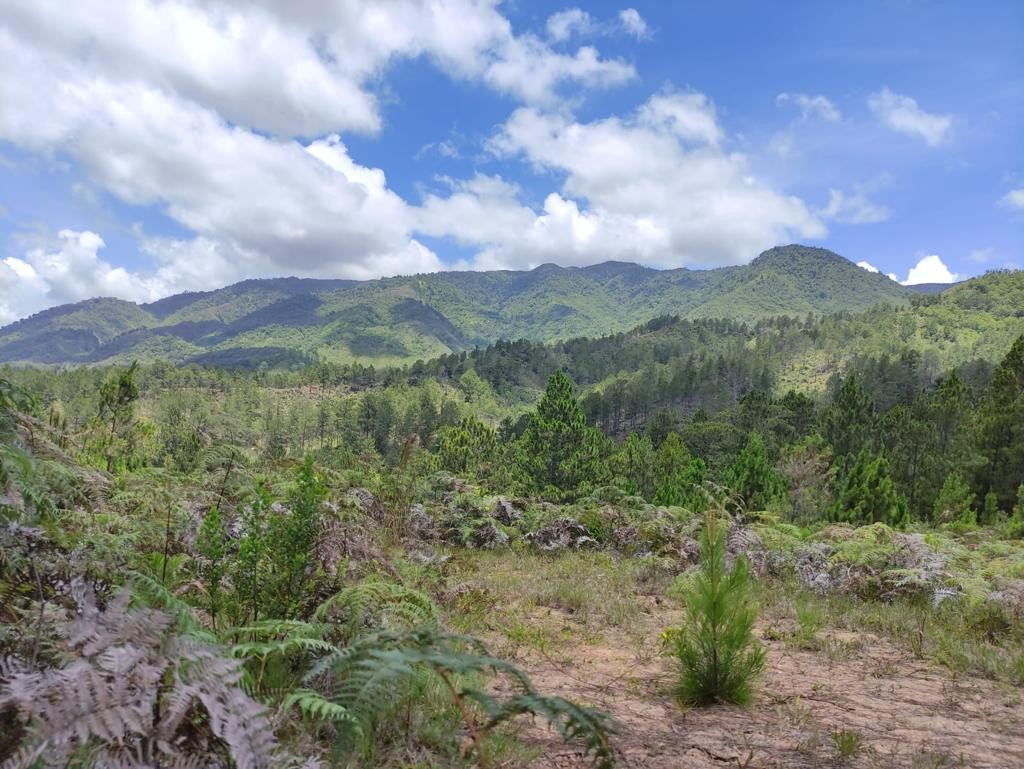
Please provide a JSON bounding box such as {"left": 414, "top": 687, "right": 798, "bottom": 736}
{"left": 0, "top": 245, "right": 914, "bottom": 366}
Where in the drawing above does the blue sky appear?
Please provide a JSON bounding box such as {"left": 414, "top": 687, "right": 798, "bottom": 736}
{"left": 0, "top": 0, "right": 1021, "bottom": 322}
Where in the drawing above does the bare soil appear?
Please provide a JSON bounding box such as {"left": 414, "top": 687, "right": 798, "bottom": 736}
{"left": 494, "top": 599, "right": 1024, "bottom": 769}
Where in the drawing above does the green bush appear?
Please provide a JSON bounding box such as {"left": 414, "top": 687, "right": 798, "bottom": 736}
{"left": 668, "top": 510, "right": 766, "bottom": 706}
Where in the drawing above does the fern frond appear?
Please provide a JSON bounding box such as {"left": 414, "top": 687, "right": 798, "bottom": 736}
{"left": 280, "top": 689, "right": 360, "bottom": 728}
{"left": 303, "top": 628, "right": 616, "bottom": 767}
{"left": 231, "top": 636, "right": 338, "bottom": 661}
{"left": 129, "top": 571, "right": 214, "bottom": 641}
{"left": 313, "top": 580, "right": 438, "bottom": 638}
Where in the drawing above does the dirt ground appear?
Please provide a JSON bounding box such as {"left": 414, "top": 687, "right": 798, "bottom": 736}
{"left": 493, "top": 599, "right": 1024, "bottom": 769}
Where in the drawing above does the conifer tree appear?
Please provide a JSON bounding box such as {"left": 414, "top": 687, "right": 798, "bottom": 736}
{"left": 267, "top": 455, "right": 327, "bottom": 617}
{"left": 645, "top": 408, "right": 679, "bottom": 448}
{"left": 90, "top": 361, "right": 147, "bottom": 473}
{"left": 977, "top": 334, "right": 1024, "bottom": 510}
{"left": 654, "top": 457, "right": 708, "bottom": 510}
{"left": 724, "top": 432, "right": 788, "bottom": 511}
{"left": 517, "top": 371, "right": 607, "bottom": 496}
{"left": 820, "top": 374, "right": 875, "bottom": 477}
{"left": 671, "top": 510, "right": 765, "bottom": 706}
{"left": 196, "top": 505, "right": 227, "bottom": 629}
{"left": 654, "top": 432, "right": 691, "bottom": 487}
{"left": 438, "top": 415, "right": 496, "bottom": 479}
{"left": 832, "top": 449, "right": 909, "bottom": 527}
{"left": 982, "top": 490, "right": 1001, "bottom": 526}
{"left": 932, "top": 472, "right": 976, "bottom": 525}
{"left": 234, "top": 478, "right": 272, "bottom": 624}
{"left": 620, "top": 432, "right": 656, "bottom": 499}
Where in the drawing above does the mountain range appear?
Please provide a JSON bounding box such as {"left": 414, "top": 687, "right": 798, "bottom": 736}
{"left": 0, "top": 245, "right": 929, "bottom": 367}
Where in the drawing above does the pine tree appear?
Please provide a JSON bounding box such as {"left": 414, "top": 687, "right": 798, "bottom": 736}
{"left": 982, "top": 490, "right": 1001, "bottom": 526}
{"left": 234, "top": 478, "right": 272, "bottom": 624}
{"left": 820, "top": 374, "right": 875, "bottom": 477}
{"left": 645, "top": 408, "right": 678, "bottom": 448}
{"left": 438, "top": 415, "right": 496, "bottom": 479}
{"left": 517, "top": 371, "right": 607, "bottom": 496}
{"left": 654, "top": 457, "right": 708, "bottom": 510}
{"left": 619, "top": 432, "right": 656, "bottom": 499}
{"left": 196, "top": 505, "right": 227, "bottom": 629}
{"left": 267, "top": 455, "right": 327, "bottom": 618}
{"left": 671, "top": 510, "right": 766, "bottom": 706}
{"left": 932, "top": 472, "right": 976, "bottom": 525}
{"left": 832, "top": 449, "right": 909, "bottom": 527}
{"left": 724, "top": 433, "right": 788, "bottom": 511}
{"left": 90, "top": 361, "right": 146, "bottom": 473}
{"left": 977, "top": 334, "right": 1024, "bottom": 510}
{"left": 654, "top": 432, "right": 691, "bottom": 487}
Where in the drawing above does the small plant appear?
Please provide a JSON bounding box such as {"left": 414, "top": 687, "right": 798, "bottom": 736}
{"left": 831, "top": 728, "right": 863, "bottom": 760}
{"left": 793, "top": 600, "right": 823, "bottom": 650}
{"left": 668, "top": 509, "right": 766, "bottom": 706}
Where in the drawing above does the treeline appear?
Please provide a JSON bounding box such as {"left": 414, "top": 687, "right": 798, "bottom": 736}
{"left": 9, "top": 330, "right": 1023, "bottom": 529}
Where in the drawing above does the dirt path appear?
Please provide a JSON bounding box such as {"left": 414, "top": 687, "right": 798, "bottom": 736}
{"left": 495, "top": 602, "right": 1024, "bottom": 769}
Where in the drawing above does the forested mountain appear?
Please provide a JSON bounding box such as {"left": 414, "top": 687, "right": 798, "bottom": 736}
{"left": 0, "top": 245, "right": 915, "bottom": 367}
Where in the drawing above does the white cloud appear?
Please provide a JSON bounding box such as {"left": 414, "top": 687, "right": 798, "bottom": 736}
{"left": 968, "top": 248, "right": 993, "bottom": 263}
{"left": 547, "top": 8, "right": 593, "bottom": 41}
{"left": 1001, "top": 188, "right": 1024, "bottom": 210}
{"left": 417, "top": 91, "right": 824, "bottom": 270}
{"left": 0, "top": 230, "right": 166, "bottom": 323}
{"left": 867, "top": 87, "right": 951, "bottom": 147}
{"left": 856, "top": 261, "right": 879, "bottom": 273}
{"left": 637, "top": 91, "right": 723, "bottom": 146}
{"left": 0, "top": 29, "right": 444, "bottom": 288}
{"left": 895, "top": 254, "right": 960, "bottom": 285}
{"left": 776, "top": 92, "right": 840, "bottom": 122}
{"left": 0, "top": 1, "right": 642, "bottom": 321}
{"left": 618, "top": 8, "right": 649, "bottom": 39}
{"left": 482, "top": 36, "right": 634, "bottom": 106}
{"left": 0, "top": 1, "right": 826, "bottom": 321}
{"left": 546, "top": 7, "right": 649, "bottom": 42}
{"left": 3, "top": 0, "right": 634, "bottom": 136}
{"left": 820, "top": 188, "right": 890, "bottom": 224}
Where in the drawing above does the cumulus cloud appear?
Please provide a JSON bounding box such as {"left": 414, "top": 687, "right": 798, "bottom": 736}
{"left": 868, "top": 88, "right": 951, "bottom": 146}
{"left": 4, "top": 0, "right": 635, "bottom": 134}
{"left": 856, "top": 261, "right": 880, "bottom": 273}
{"left": 0, "top": 230, "right": 165, "bottom": 323}
{"left": 547, "top": 8, "right": 593, "bottom": 41}
{"left": 619, "top": 9, "right": 649, "bottom": 39}
{"left": 1001, "top": 188, "right": 1024, "bottom": 210}
{"left": 776, "top": 92, "right": 840, "bottom": 122}
{"left": 0, "top": 0, "right": 828, "bottom": 322}
{"left": 893, "top": 255, "right": 960, "bottom": 285}
{"left": 0, "top": 1, "right": 645, "bottom": 320}
{"left": 417, "top": 91, "right": 824, "bottom": 270}
{"left": 820, "top": 188, "right": 890, "bottom": 224}
{"left": 546, "top": 7, "right": 649, "bottom": 42}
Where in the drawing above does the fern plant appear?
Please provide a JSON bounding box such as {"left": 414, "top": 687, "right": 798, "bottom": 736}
{"left": 306, "top": 627, "right": 616, "bottom": 767}
{"left": 668, "top": 509, "right": 766, "bottom": 706}
{"left": 222, "top": 581, "right": 616, "bottom": 768}
{"left": 0, "top": 580, "right": 286, "bottom": 769}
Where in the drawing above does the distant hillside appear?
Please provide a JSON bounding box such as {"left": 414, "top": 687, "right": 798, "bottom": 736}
{"left": 0, "top": 245, "right": 915, "bottom": 367}
{"left": 418, "top": 268, "right": 1024, "bottom": 406}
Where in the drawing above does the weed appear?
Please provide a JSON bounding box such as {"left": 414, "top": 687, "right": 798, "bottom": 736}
{"left": 780, "top": 696, "right": 813, "bottom": 728}
{"left": 832, "top": 729, "right": 864, "bottom": 761}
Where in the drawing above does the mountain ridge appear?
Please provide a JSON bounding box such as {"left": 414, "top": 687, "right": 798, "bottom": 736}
{"left": 0, "top": 245, "right": 934, "bottom": 367}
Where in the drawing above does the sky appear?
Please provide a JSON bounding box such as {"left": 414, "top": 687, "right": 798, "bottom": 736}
{"left": 0, "top": 0, "right": 1022, "bottom": 323}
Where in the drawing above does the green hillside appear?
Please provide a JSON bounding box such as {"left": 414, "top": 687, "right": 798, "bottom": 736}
{"left": 0, "top": 245, "right": 914, "bottom": 367}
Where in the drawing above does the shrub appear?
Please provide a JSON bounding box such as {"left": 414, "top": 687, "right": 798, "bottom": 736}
{"left": 668, "top": 510, "right": 766, "bottom": 706}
